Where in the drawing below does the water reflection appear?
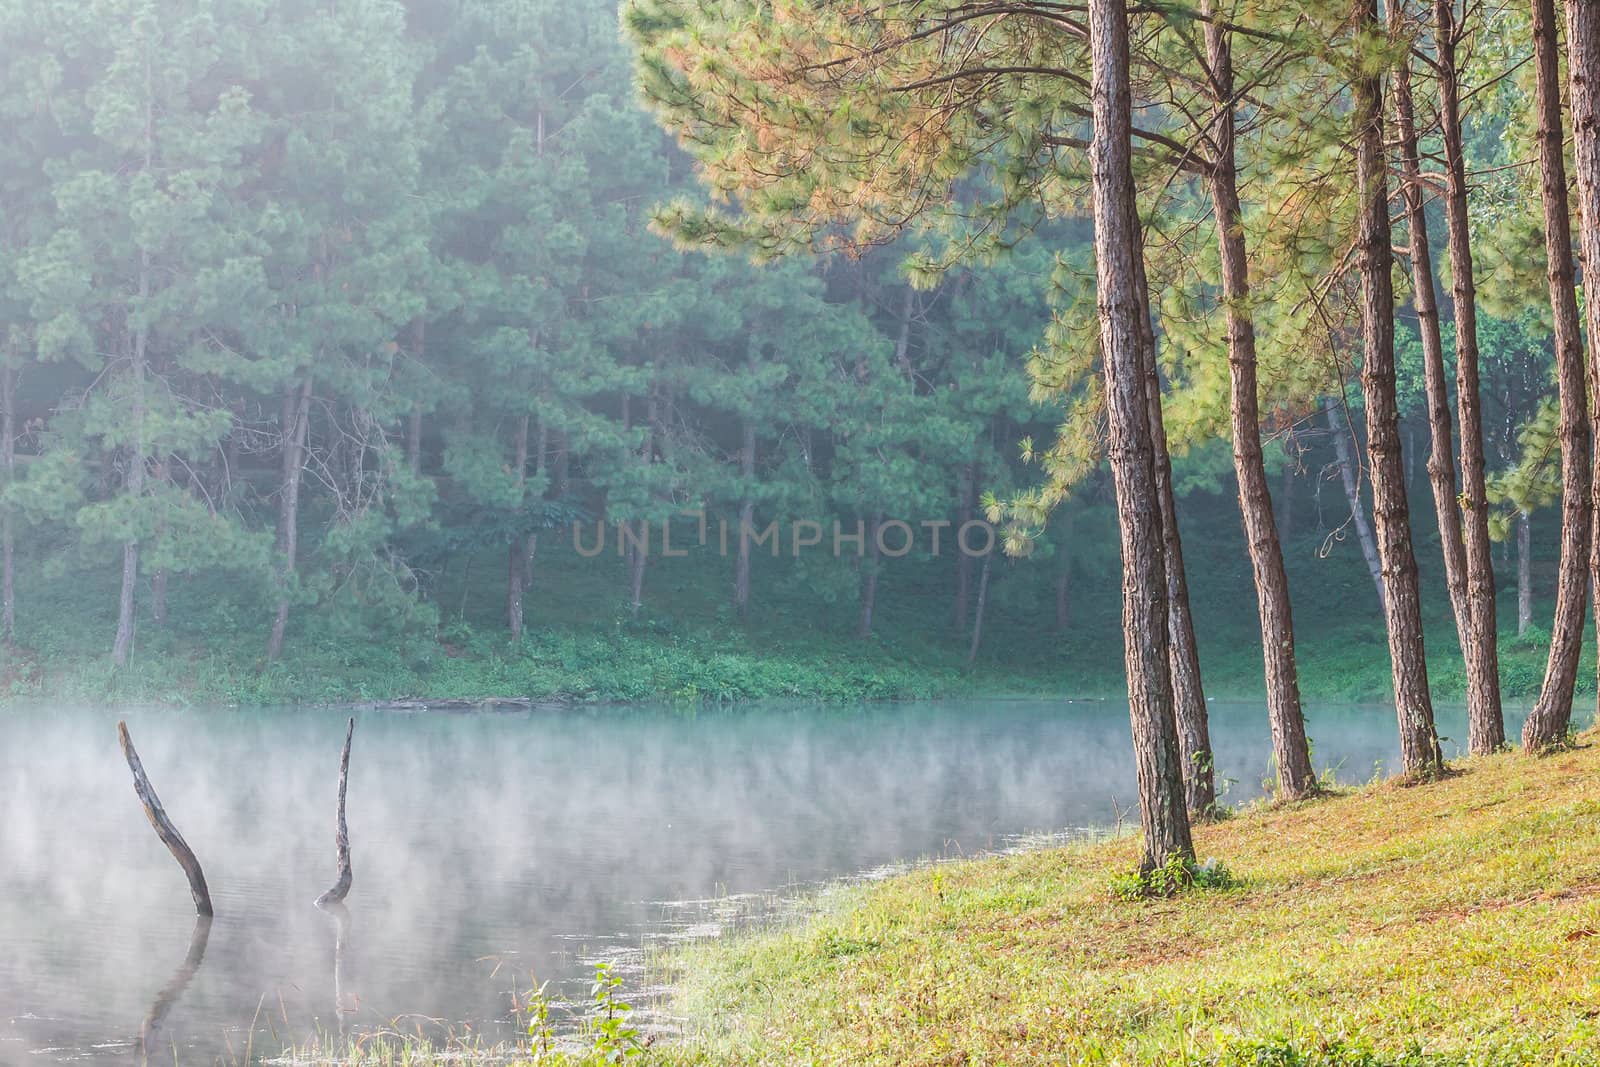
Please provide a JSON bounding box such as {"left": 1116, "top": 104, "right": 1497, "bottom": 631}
{"left": 0, "top": 699, "right": 1537, "bottom": 1062}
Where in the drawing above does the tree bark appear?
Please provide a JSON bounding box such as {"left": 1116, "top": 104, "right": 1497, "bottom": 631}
{"left": 1353, "top": 0, "right": 1442, "bottom": 777}
{"left": 966, "top": 549, "right": 992, "bottom": 667}
{"left": 1524, "top": 0, "right": 1593, "bottom": 753}
{"left": 315, "top": 717, "right": 355, "bottom": 906}
{"left": 508, "top": 413, "right": 530, "bottom": 642}
{"left": 1518, "top": 511, "right": 1533, "bottom": 637}
{"left": 118, "top": 720, "right": 213, "bottom": 916}
{"left": 407, "top": 319, "right": 425, "bottom": 477}
{"left": 1325, "top": 396, "right": 1386, "bottom": 611}
{"left": 267, "top": 378, "right": 312, "bottom": 663}
{"left": 1134, "top": 242, "right": 1215, "bottom": 816}
{"left": 1391, "top": 8, "right": 1470, "bottom": 648}
{"left": 1204, "top": 3, "right": 1315, "bottom": 801}
{"left": 954, "top": 460, "right": 976, "bottom": 632}
{"left": 734, "top": 419, "right": 755, "bottom": 615}
{"left": 859, "top": 511, "right": 882, "bottom": 638}
{"left": 1278, "top": 433, "right": 1295, "bottom": 543}
{"left": 1434, "top": 0, "right": 1505, "bottom": 753}
{"left": 113, "top": 308, "right": 149, "bottom": 667}
{"left": 1089, "top": 0, "right": 1194, "bottom": 872}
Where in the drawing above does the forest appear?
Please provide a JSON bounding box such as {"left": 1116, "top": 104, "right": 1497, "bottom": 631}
{"left": 0, "top": 0, "right": 1591, "bottom": 721}
{"left": 9, "top": 0, "right": 1600, "bottom": 1064}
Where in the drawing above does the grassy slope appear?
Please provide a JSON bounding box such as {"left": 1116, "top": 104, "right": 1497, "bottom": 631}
{"left": 653, "top": 739, "right": 1600, "bottom": 1066}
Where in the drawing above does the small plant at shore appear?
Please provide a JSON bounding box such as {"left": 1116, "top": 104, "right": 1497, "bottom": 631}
{"left": 584, "top": 962, "right": 645, "bottom": 1063}
{"left": 1110, "top": 853, "right": 1240, "bottom": 901}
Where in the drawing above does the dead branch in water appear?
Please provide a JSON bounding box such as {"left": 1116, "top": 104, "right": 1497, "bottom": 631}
{"left": 117, "top": 721, "right": 213, "bottom": 917}
{"left": 315, "top": 717, "right": 355, "bottom": 906}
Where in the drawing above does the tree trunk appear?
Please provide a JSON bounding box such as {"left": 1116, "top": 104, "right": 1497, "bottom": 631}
{"left": 1391, "top": 9, "right": 1470, "bottom": 648}
{"left": 1134, "top": 242, "right": 1215, "bottom": 816}
{"left": 1204, "top": 3, "right": 1315, "bottom": 800}
{"left": 150, "top": 568, "right": 168, "bottom": 627}
{"left": 1433, "top": 0, "right": 1504, "bottom": 751}
{"left": 1516, "top": 0, "right": 1593, "bottom": 755}
{"left": 859, "top": 511, "right": 882, "bottom": 638}
{"left": 1434, "top": 0, "right": 1506, "bottom": 753}
{"left": 734, "top": 419, "right": 755, "bottom": 615}
{"left": 267, "top": 379, "right": 313, "bottom": 663}
{"left": 966, "top": 550, "right": 992, "bottom": 668}
{"left": 1, "top": 362, "right": 15, "bottom": 645}
{"left": 508, "top": 413, "right": 530, "bottom": 642}
{"left": 1518, "top": 511, "right": 1533, "bottom": 637}
{"left": 1089, "top": 0, "right": 1194, "bottom": 872}
{"left": 1353, "top": 0, "right": 1442, "bottom": 777}
{"left": 1278, "top": 433, "right": 1295, "bottom": 543}
{"left": 954, "top": 460, "right": 975, "bottom": 632}
{"left": 407, "top": 319, "right": 425, "bottom": 477}
{"left": 1325, "top": 395, "right": 1386, "bottom": 611}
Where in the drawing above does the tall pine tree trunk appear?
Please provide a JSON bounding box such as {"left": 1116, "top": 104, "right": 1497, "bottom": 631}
{"left": 113, "top": 297, "right": 151, "bottom": 666}
{"left": 1089, "top": 0, "right": 1193, "bottom": 872}
{"left": 1204, "top": 4, "right": 1314, "bottom": 800}
{"left": 267, "top": 379, "right": 313, "bottom": 663}
{"left": 1570, "top": 0, "right": 1600, "bottom": 737}
{"left": 1134, "top": 240, "right": 1215, "bottom": 815}
{"left": 1524, "top": 0, "right": 1593, "bottom": 752}
{"left": 1353, "top": 0, "right": 1442, "bottom": 776}
{"left": 1325, "top": 396, "right": 1385, "bottom": 610}
{"left": 1391, "top": 11, "right": 1470, "bottom": 647}
{"left": 734, "top": 419, "right": 755, "bottom": 616}
{"left": 1435, "top": 0, "right": 1505, "bottom": 752}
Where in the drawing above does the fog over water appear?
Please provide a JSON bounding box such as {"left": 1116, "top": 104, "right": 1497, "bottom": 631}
{"left": 0, "top": 699, "right": 1521, "bottom": 1062}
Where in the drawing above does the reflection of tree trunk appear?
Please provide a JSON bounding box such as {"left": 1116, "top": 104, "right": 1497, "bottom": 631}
{"left": 267, "top": 378, "right": 313, "bottom": 663}
{"left": 139, "top": 914, "right": 212, "bottom": 1066}
{"left": 1324, "top": 396, "right": 1385, "bottom": 611}
{"left": 1524, "top": 0, "right": 1593, "bottom": 753}
{"left": 1435, "top": 0, "right": 1505, "bottom": 754}
{"left": 316, "top": 717, "right": 355, "bottom": 906}
{"left": 1088, "top": 0, "right": 1194, "bottom": 873}
{"left": 1353, "top": 0, "right": 1442, "bottom": 777}
{"left": 316, "top": 900, "right": 352, "bottom": 1036}
{"left": 734, "top": 419, "right": 755, "bottom": 616}
{"left": 1518, "top": 512, "right": 1532, "bottom": 636}
{"left": 118, "top": 721, "right": 213, "bottom": 916}
{"left": 966, "top": 551, "right": 991, "bottom": 667}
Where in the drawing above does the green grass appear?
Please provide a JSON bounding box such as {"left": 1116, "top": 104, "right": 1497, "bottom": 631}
{"left": 643, "top": 736, "right": 1600, "bottom": 1066}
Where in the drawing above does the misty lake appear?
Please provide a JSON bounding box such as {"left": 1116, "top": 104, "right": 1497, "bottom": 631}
{"left": 0, "top": 698, "right": 1532, "bottom": 1063}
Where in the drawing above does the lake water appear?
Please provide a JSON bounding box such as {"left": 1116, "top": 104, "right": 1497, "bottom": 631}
{"left": 0, "top": 698, "right": 1531, "bottom": 1063}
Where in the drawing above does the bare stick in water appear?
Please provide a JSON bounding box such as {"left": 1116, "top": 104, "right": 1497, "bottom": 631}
{"left": 316, "top": 717, "right": 355, "bottom": 906}
{"left": 118, "top": 720, "right": 213, "bottom": 917}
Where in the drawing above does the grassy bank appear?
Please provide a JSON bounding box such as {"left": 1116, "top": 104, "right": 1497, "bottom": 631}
{"left": 646, "top": 737, "right": 1600, "bottom": 1066}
